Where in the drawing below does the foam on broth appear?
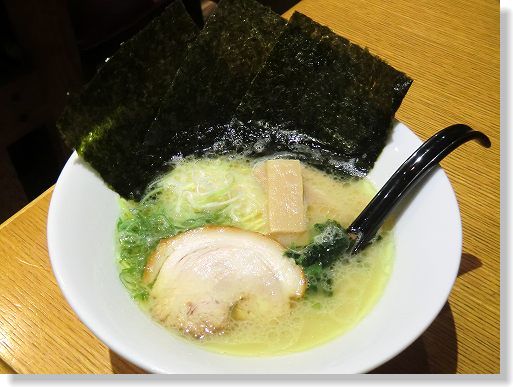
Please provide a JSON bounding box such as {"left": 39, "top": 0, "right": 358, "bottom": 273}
{"left": 123, "top": 158, "right": 394, "bottom": 356}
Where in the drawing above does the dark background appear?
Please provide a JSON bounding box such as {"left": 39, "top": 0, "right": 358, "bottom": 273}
{"left": 0, "top": 0, "right": 298, "bottom": 223}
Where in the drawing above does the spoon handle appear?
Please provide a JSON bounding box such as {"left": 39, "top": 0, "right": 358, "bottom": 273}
{"left": 347, "top": 124, "right": 491, "bottom": 255}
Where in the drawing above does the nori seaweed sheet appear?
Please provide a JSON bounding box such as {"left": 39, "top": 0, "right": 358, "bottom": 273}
{"left": 229, "top": 11, "right": 413, "bottom": 176}
{"left": 56, "top": 1, "right": 199, "bottom": 197}
{"left": 141, "top": 0, "right": 286, "bottom": 194}
{"left": 143, "top": 11, "right": 412, "bottom": 180}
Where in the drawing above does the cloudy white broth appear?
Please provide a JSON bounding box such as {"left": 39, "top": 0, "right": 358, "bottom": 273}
{"left": 116, "top": 156, "right": 394, "bottom": 356}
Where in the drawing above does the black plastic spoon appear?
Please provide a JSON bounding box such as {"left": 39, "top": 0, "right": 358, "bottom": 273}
{"left": 347, "top": 124, "right": 491, "bottom": 255}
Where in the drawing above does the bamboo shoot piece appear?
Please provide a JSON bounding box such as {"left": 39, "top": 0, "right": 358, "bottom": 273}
{"left": 266, "top": 159, "right": 307, "bottom": 234}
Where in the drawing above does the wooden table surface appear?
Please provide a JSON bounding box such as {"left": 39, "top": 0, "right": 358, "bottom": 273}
{"left": 0, "top": 0, "right": 499, "bottom": 374}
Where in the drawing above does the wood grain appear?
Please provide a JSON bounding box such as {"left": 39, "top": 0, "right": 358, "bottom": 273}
{"left": 0, "top": 0, "right": 499, "bottom": 374}
{"left": 0, "top": 358, "right": 15, "bottom": 374}
{"left": 284, "top": 0, "right": 500, "bottom": 373}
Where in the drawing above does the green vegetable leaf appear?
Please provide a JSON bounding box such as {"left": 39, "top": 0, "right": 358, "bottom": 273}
{"left": 285, "top": 220, "right": 351, "bottom": 295}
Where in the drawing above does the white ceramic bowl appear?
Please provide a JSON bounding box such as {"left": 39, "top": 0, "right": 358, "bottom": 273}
{"left": 47, "top": 121, "right": 462, "bottom": 374}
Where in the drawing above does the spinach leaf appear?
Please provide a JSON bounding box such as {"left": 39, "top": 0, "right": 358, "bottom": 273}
{"left": 285, "top": 220, "right": 352, "bottom": 295}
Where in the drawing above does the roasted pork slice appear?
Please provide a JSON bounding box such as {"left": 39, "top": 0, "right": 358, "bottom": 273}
{"left": 145, "top": 226, "right": 306, "bottom": 338}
